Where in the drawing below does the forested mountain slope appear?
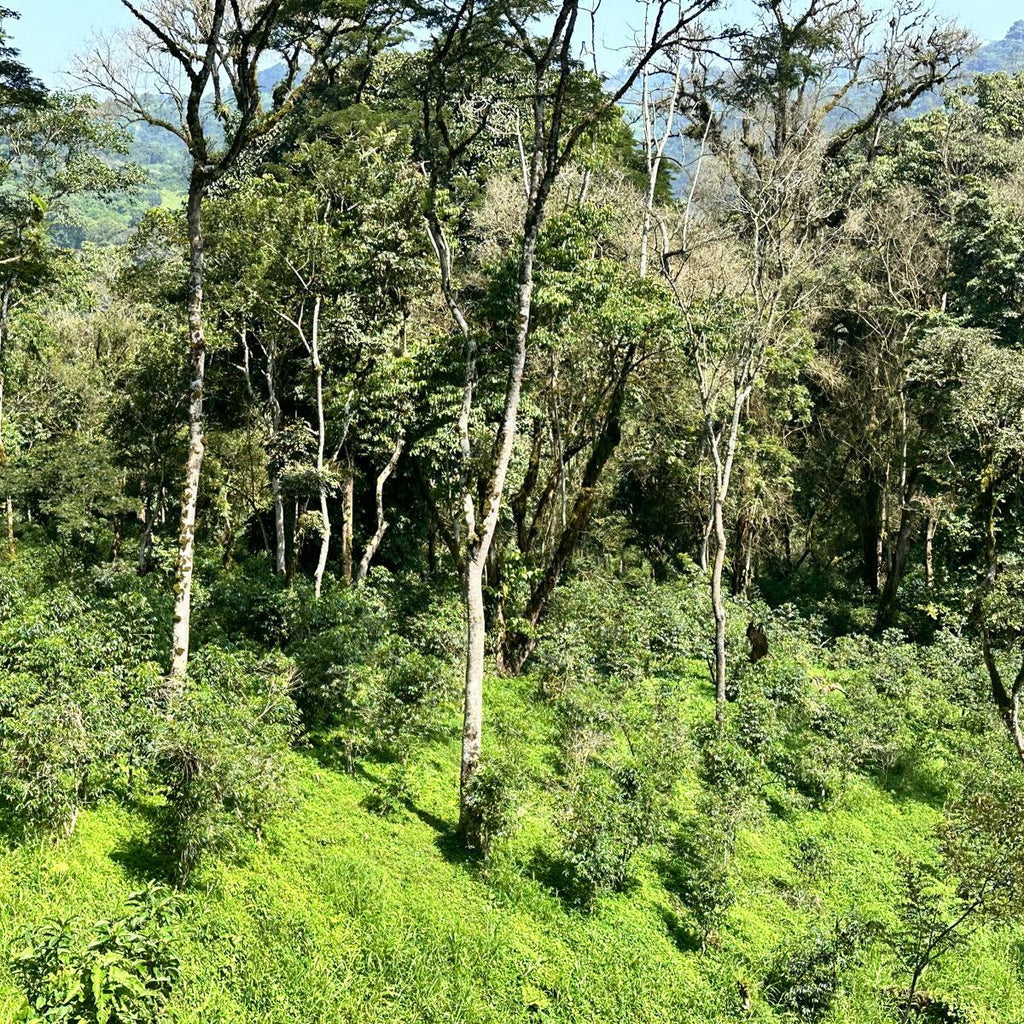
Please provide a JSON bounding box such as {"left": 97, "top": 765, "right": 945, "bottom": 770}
{"left": 1, "top": 1, "right": 1024, "bottom": 1023}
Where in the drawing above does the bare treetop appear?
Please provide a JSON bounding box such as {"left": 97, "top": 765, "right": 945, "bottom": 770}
{"left": 72, "top": 0, "right": 310, "bottom": 177}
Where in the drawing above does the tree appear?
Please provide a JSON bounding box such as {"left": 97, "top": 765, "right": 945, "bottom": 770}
{"left": 0, "top": 6, "right": 44, "bottom": 126}
{"left": 0, "top": 77, "right": 142, "bottom": 557}
{"left": 649, "top": 0, "right": 969, "bottom": 720}
{"left": 890, "top": 767, "right": 1024, "bottom": 1019}
{"left": 495, "top": 204, "right": 680, "bottom": 674}
{"left": 204, "top": 111, "right": 427, "bottom": 590}
{"left": 0, "top": 5, "right": 45, "bottom": 559}
{"left": 76, "top": 0, "right": 332, "bottom": 683}
{"left": 415, "top": 0, "right": 718, "bottom": 841}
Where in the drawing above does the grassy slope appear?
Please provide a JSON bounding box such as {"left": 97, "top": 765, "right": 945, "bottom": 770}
{"left": 1, "top": 672, "right": 1021, "bottom": 1024}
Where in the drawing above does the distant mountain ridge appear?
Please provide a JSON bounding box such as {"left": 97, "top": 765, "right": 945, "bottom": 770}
{"left": 969, "top": 19, "right": 1024, "bottom": 74}
{"left": 62, "top": 21, "right": 1024, "bottom": 245}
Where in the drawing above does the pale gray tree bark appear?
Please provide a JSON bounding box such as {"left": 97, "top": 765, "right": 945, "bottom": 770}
{"left": 357, "top": 437, "right": 405, "bottom": 582}
{"left": 78, "top": 0, "right": 319, "bottom": 684}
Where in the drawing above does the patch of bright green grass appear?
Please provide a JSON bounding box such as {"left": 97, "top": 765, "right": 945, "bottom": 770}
{"left": 1, "top": 670, "right": 1022, "bottom": 1023}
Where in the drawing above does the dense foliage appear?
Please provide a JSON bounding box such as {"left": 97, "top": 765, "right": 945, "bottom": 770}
{"left": 1, "top": 1, "right": 1024, "bottom": 1021}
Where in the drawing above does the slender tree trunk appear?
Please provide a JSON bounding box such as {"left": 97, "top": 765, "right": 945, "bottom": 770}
{"left": 925, "top": 516, "right": 935, "bottom": 588}
{"left": 742, "top": 527, "right": 754, "bottom": 594}
{"left": 983, "top": 475, "right": 997, "bottom": 578}
{"left": 711, "top": 489, "right": 728, "bottom": 720}
{"left": 699, "top": 512, "right": 711, "bottom": 571}
{"left": 357, "top": 437, "right": 404, "bottom": 582}
{"left": 487, "top": 539, "right": 508, "bottom": 673}
{"left": 272, "top": 476, "right": 286, "bottom": 574}
{"left": 341, "top": 469, "right": 354, "bottom": 582}
{"left": 309, "top": 298, "right": 330, "bottom": 599}
{"left": 731, "top": 515, "right": 753, "bottom": 596}
{"left": 638, "top": 53, "right": 683, "bottom": 277}
{"left": 458, "top": 209, "right": 540, "bottom": 834}
{"left": 460, "top": 553, "right": 487, "bottom": 833}
{"left": 703, "top": 381, "right": 748, "bottom": 724}
{"left": 169, "top": 173, "right": 209, "bottom": 685}
{"left": 880, "top": 478, "right": 891, "bottom": 579}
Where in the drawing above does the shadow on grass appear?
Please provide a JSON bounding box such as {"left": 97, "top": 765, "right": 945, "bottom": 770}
{"left": 302, "top": 735, "right": 360, "bottom": 775}
{"left": 0, "top": 807, "right": 28, "bottom": 850}
{"left": 869, "top": 753, "right": 948, "bottom": 809}
{"left": 105, "top": 794, "right": 179, "bottom": 882}
{"left": 299, "top": 738, "right": 486, "bottom": 870}
{"left": 660, "top": 907, "right": 703, "bottom": 953}
{"left": 402, "top": 799, "right": 476, "bottom": 867}
{"left": 303, "top": 729, "right": 452, "bottom": 777}
{"left": 299, "top": 740, "right": 477, "bottom": 868}
{"left": 109, "top": 833, "right": 177, "bottom": 884}
{"left": 524, "top": 847, "right": 599, "bottom": 914}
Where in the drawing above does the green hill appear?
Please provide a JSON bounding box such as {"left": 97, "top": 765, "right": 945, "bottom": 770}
{"left": 970, "top": 20, "right": 1024, "bottom": 73}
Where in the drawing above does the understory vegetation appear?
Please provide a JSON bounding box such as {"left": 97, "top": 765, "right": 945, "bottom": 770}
{"left": 2, "top": 549, "right": 1024, "bottom": 1024}
{"left": 2, "top": 0, "right": 1024, "bottom": 1021}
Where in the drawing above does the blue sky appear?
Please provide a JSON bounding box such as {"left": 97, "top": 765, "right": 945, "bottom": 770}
{"left": 7, "top": 0, "right": 1023, "bottom": 85}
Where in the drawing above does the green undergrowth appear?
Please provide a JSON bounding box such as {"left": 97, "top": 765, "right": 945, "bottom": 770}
{"left": 1, "top": 666, "right": 1021, "bottom": 1024}
{"left": 1, "top": 551, "right": 1021, "bottom": 1022}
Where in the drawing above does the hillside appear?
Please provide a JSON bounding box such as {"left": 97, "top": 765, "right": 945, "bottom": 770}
{"left": 0, "top": 550, "right": 1021, "bottom": 1024}
{"left": 4, "top": 4, "right": 1024, "bottom": 1024}
{"left": 970, "top": 20, "right": 1024, "bottom": 73}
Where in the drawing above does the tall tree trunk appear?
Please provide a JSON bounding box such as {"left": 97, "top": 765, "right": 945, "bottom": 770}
{"left": 731, "top": 514, "right": 754, "bottom": 596}
{"left": 111, "top": 516, "right": 122, "bottom": 562}
{"left": 341, "top": 469, "right": 354, "bottom": 582}
{"left": 272, "top": 476, "right": 286, "bottom": 575}
{"left": 711, "top": 487, "right": 728, "bottom": 721}
{"left": 357, "top": 437, "right": 404, "bottom": 583}
{"left": 703, "top": 380, "right": 748, "bottom": 725}
{"left": 638, "top": 51, "right": 683, "bottom": 277}
{"left": 460, "top": 553, "right": 487, "bottom": 834}
{"left": 288, "top": 498, "right": 302, "bottom": 586}
{"left": 309, "top": 297, "right": 330, "bottom": 599}
{"left": 169, "top": 173, "right": 209, "bottom": 684}
{"left": 699, "top": 512, "right": 711, "bottom": 571}
{"left": 487, "top": 539, "right": 508, "bottom": 673}
{"left": 458, "top": 208, "right": 539, "bottom": 836}
{"left": 925, "top": 515, "right": 935, "bottom": 589}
